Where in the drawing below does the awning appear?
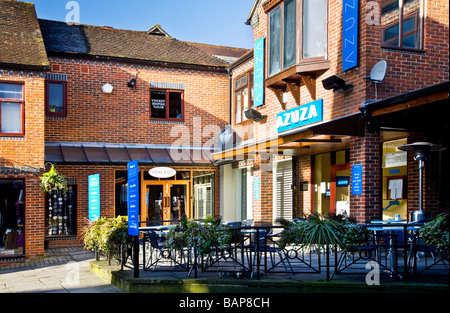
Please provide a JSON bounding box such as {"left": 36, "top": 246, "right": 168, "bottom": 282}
{"left": 360, "top": 81, "right": 449, "bottom": 135}
{"left": 212, "top": 112, "right": 365, "bottom": 162}
{"left": 45, "top": 142, "right": 215, "bottom": 165}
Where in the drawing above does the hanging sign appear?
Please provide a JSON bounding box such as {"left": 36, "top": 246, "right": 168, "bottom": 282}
{"left": 254, "top": 37, "right": 265, "bottom": 107}
{"left": 342, "top": 0, "right": 359, "bottom": 71}
{"left": 351, "top": 164, "right": 363, "bottom": 195}
{"left": 149, "top": 167, "right": 176, "bottom": 179}
{"left": 276, "top": 99, "right": 323, "bottom": 133}
{"left": 127, "top": 159, "right": 139, "bottom": 236}
{"left": 88, "top": 174, "right": 100, "bottom": 221}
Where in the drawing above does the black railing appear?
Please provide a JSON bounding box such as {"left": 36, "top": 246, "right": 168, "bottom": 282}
{"left": 131, "top": 221, "right": 449, "bottom": 281}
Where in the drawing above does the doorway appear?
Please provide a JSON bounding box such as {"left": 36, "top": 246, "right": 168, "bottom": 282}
{"left": 142, "top": 181, "right": 189, "bottom": 225}
{"left": 312, "top": 149, "right": 349, "bottom": 217}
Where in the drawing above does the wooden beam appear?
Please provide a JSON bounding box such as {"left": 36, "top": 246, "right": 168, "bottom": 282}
{"left": 301, "top": 74, "right": 316, "bottom": 100}
{"left": 371, "top": 90, "right": 449, "bottom": 117}
{"left": 267, "top": 86, "right": 287, "bottom": 110}
{"left": 212, "top": 129, "right": 314, "bottom": 160}
{"left": 283, "top": 79, "right": 301, "bottom": 105}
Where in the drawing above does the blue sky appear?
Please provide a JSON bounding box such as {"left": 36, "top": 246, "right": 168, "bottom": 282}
{"left": 24, "top": 0, "right": 255, "bottom": 49}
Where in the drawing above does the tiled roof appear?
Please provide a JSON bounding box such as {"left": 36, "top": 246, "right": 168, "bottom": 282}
{"left": 0, "top": 0, "right": 49, "bottom": 70}
{"left": 38, "top": 19, "right": 230, "bottom": 69}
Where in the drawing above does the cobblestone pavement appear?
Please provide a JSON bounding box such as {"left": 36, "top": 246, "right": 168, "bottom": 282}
{"left": 0, "top": 246, "right": 123, "bottom": 293}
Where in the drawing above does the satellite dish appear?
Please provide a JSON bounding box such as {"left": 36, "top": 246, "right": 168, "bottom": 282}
{"left": 369, "top": 60, "right": 387, "bottom": 83}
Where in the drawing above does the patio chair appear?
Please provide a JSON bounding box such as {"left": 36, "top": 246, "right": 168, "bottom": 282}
{"left": 144, "top": 230, "right": 190, "bottom": 272}
{"left": 410, "top": 234, "right": 449, "bottom": 274}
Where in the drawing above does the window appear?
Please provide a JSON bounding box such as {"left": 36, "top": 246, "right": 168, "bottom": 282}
{"left": 46, "top": 186, "right": 77, "bottom": 236}
{"left": 234, "top": 71, "right": 254, "bottom": 124}
{"left": 150, "top": 89, "right": 184, "bottom": 121}
{"left": 45, "top": 81, "right": 67, "bottom": 117}
{"left": 268, "top": 0, "right": 328, "bottom": 77}
{"left": 381, "top": 0, "right": 423, "bottom": 50}
{"left": 0, "top": 82, "right": 24, "bottom": 136}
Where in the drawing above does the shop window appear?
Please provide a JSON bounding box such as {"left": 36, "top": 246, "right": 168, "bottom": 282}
{"left": 45, "top": 81, "right": 67, "bottom": 117}
{"left": 150, "top": 89, "right": 184, "bottom": 121}
{"left": 0, "top": 180, "right": 25, "bottom": 257}
{"left": 267, "top": 0, "right": 328, "bottom": 77}
{"left": 382, "top": 138, "right": 408, "bottom": 220}
{"left": 45, "top": 186, "right": 77, "bottom": 236}
{"left": 115, "top": 171, "right": 128, "bottom": 217}
{"left": 193, "top": 172, "right": 215, "bottom": 220}
{"left": 0, "top": 82, "right": 24, "bottom": 136}
{"left": 234, "top": 71, "right": 254, "bottom": 124}
{"left": 381, "top": 0, "right": 423, "bottom": 50}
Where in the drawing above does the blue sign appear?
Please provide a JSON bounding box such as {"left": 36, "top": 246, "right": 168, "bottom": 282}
{"left": 88, "top": 174, "right": 100, "bottom": 221}
{"left": 342, "top": 0, "right": 358, "bottom": 71}
{"left": 254, "top": 37, "right": 265, "bottom": 107}
{"left": 254, "top": 177, "right": 260, "bottom": 200}
{"left": 127, "top": 159, "right": 139, "bottom": 236}
{"left": 276, "top": 99, "right": 323, "bottom": 133}
{"left": 351, "top": 164, "right": 363, "bottom": 195}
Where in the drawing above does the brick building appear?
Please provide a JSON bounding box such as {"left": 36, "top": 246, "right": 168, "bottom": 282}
{"left": 0, "top": 0, "right": 248, "bottom": 262}
{"left": 0, "top": 0, "right": 448, "bottom": 264}
{"left": 215, "top": 0, "right": 449, "bottom": 225}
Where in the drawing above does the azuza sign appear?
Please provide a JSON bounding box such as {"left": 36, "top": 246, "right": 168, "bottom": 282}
{"left": 276, "top": 99, "right": 323, "bottom": 133}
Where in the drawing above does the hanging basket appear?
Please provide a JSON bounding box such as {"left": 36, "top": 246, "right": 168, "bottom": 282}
{"left": 40, "top": 164, "right": 68, "bottom": 194}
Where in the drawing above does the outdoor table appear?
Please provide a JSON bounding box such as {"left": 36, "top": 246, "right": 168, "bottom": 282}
{"left": 365, "top": 222, "right": 424, "bottom": 281}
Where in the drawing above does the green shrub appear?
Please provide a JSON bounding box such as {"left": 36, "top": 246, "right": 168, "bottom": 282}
{"left": 83, "top": 216, "right": 130, "bottom": 261}
{"left": 419, "top": 213, "right": 449, "bottom": 260}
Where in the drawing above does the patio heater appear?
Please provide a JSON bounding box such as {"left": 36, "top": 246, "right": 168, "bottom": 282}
{"left": 398, "top": 142, "right": 447, "bottom": 223}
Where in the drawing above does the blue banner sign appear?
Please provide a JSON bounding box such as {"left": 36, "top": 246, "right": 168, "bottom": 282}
{"left": 88, "top": 174, "right": 100, "bottom": 221}
{"left": 254, "top": 177, "right": 261, "bottom": 200}
{"left": 254, "top": 37, "right": 265, "bottom": 107}
{"left": 276, "top": 99, "right": 323, "bottom": 133}
{"left": 127, "top": 159, "right": 139, "bottom": 236}
{"left": 351, "top": 164, "right": 363, "bottom": 195}
{"left": 342, "top": 0, "right": 358, "bottom": 71}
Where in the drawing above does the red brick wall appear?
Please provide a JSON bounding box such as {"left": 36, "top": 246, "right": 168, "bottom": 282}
{"left": 0, "top": 71, "right": 45, "bottom": 169}
{"left": 45, "top": 58, "right": 229, "bottom": 146}
{"left": 1, "top": 71, "right": 46, "bottom": 260}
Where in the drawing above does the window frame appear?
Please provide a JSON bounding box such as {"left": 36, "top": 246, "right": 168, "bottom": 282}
{"left": 381, "top": 0, "right": 424, "bottom": 51}
{"left": 267, "top": 0, "right": 329, "bottom": 79}
{"left": 0, "top": 81, "right": 25, "bottom": 137}
{"left": 234, "top": 71, "right": 254, "bottom": 125}
{"left": 149, "top": 88, "right": 185, "bottom": 122}
{"left": 45, "top": 80, "right": 67, "bottom": 117}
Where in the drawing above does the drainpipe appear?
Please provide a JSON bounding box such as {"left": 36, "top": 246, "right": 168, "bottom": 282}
{"left": 228, "top": 67, "right": 232, "bottom": 125}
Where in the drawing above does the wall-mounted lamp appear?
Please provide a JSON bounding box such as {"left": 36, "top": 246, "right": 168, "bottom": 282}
{"left": 245, "top": 108, "right": 267, "bottom": 122}
{"left": 127, "top": 78, "right": 136, "bottom": 88}
{"left": 101, "top": 83, "right": 114, "bottom": 94}
{"left": 322, "top": 75, "right": 353, "bottom": 91}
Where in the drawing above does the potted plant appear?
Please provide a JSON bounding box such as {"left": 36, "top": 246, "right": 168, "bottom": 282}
{"left": 40, "top": 164, "right": 68, "bottom": 194}
{"left": 419, "top": 213, "right": 449, "bottom": 260}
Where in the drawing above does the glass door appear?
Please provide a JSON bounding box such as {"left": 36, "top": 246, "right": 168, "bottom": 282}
{"left": 143, "top": 181, "right": 189, "bottom": 225}
{"left": 331, "top": 164, "right": 350, "bottom": 217}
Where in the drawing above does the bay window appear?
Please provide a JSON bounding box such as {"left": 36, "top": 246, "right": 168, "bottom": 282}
{"left": 267, "top": 0, "right": 329, "bottom": 78}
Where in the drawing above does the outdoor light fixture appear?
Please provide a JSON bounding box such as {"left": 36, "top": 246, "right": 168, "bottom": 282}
{"left": 322, "top": 75, "right": 353, "bottom": 91}
{"left": 245, "top": 108, "right": 266, "bottom": 122}
{"left": 101, "top": 83, "right": 113, "bottom": 94}
{"left": 398, "top": 142, "right": 447, "bottom": 222}
{"left": 127, "top": 78, "right": 136, "bottom": 88}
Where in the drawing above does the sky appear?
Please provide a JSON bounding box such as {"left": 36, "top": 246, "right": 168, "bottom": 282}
{"left": 23, "top": 0, "right": 256, "bottom": 49}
